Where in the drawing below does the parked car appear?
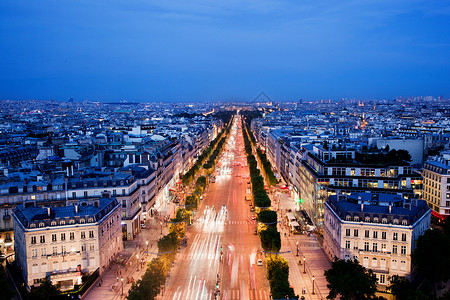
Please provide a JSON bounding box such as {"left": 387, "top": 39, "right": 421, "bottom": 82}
{"left": 257, "top": 259, "right": 263, "bottom": 266}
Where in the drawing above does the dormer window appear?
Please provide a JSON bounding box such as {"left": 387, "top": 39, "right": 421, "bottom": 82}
{"left": 393, "top": 218, "right": 399, "bottom": 225}
{"left": 382, "top": 218, "right": 387, "bottom": 224}
{"left": 354, "top": 216, "right": 359, "bottom": 222}
{"left": 365, "top": 217, "right": 370, "bottom": 222}
{"left": 30, "top": 223, "right": 36, "bottom": 228}
{"left": 80, "top": 219, "right": 85, "bottom": 224}
{"left": 69, "top": 220, "right": 75, "bottom": 224}
{"left": 51, "top": 221, "right": 56, "bottom": 226}
{"left": 346, "top": 215, "right": 351, "bottom": 221}
{"left": 88, "top": 218, "right": 94, "bottom": 223}
{"left": 374, "top": 217, "right": 379, "bottom": 223}
{"left": 402, "top": 220, "right": 408, "bottom": 226}
{"left": 60, "top": 221, "right": 65, "bottom": 226}
{"left": 39, "top": 222, "right": 45, "bottom": 228}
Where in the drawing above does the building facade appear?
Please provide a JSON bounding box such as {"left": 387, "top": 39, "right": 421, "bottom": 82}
{"left": 13, "top": 197, "right": 122, "bottom": 290}
{"left": 323, "top": 193, "right": 430, "bottom": 286}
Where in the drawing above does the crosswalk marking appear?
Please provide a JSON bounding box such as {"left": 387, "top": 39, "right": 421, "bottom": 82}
{"left": 226, "top": 220, "right": 256, "bottom": 225}
{"left": 221, "top": 289, "right": 268, "bottom": 300}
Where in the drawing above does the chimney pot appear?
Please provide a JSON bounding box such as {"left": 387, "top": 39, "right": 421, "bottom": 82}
{"left": 361, "top": 203, "right": 364, "bottom": 211}
{"left": 47, "top": 207, "right": 51, "bottom": 217}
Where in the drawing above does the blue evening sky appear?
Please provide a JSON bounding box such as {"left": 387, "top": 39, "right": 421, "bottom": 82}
{"left": 0, "top": 0, "right": 449, "bottom": 102}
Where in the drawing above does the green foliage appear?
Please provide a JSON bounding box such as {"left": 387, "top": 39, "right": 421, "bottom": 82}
{"left": 324, "top": 258, "right": 378, "bottom": 300}
{"left": 157, "top": 232, "right": 179, "bottom": 253}
{"left": 257, "top": 210, "right": 277, "bottom": 225}
{"left": 411, "top": 229, "right": 450, "bottom": 296}
{"left": 266, "top": 256, "right": 297, "bottom": 299}
{"left": 29, "top": 279, "right": 61, "bottom": 300}
{"left": 387, "top": 275, "right": 431, "bottom": 300}
{"left": 0, "top": 265, "right": 14, "bottom": 300}
{"left": 185, "top": 195, "right": 198, "bottom": 210}
{"left": 127, "top": 258, "right": 167, "bottom": 300}
{"left": 260, "top": 226, "right": 281, "bottom": 252}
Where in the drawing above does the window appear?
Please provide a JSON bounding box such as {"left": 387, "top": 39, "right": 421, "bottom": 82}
{"left": 32, "top": 249, "right": 37, "bottom": 258}
{"left": 72, "top": 192, "right": 76, "bottom": 198}
{"left": 51, "top": 221, "right": 56, "bottom": 226}
{"left": 363, "top": 256, "right": 369, "bottom": 267}
{"left": 69, "top": 220, "right": 75, "bottom": 224}
{"left": 393, "top": 232, "right": 398, "bottom": 240}
{"left": 380, "top": 274, "right": 386, "bottom": 284}
{"left": 52, "top": 234, "right": 57, "bottom": 242}
{"left": 90, "top": 243, "right": 94, "bottom": 251}
{"left": 39, "top": 223, "right": 45, "bottom": 228}
{"left": 382, "top": 232, "right": 386, "bottom": 239}
{"left": 81, "top": 232, "right": 85, "bottom": 239}
{"left": 373, "top": 231, "right": 378, "bottom": 239}
{"left": 382, "top": 218, "right": 387, "bottom": 224}
{"left": 381, "top": 258, "right": 386, "bottom": 269}
{"left": 122, "top": 200, "right": 127, "bottom": 208}
{"left": 80, "top": 219, "right": 85, "bottom": 224}
{"left": 365, "top": 230, "right": 369, "bottom": 238}
{"left": 381, "top": 243, "right": 387, "bottom": 252}
{"left": 81, "top": 244, "right": 86, "bottom": 252}
{"left": 392, "top": 259, "right": 397, "bottom": 269}
{"left": 84, "top": 191, "right": 88, "bottom": 197}
{"left": 354, "top": 229, "right": 359, "bottom": 237}
{"left": 31, "top": 236, "right": 36, "bottom": 244}
{"left": 52, "top": 247, "right": 57, "bottom": 255}
{"left": 88, "top": 218, "right": 93, "bottom": 223}
{"left": 40, "top": 235, "right": 45, "bottom": 243}
{"left": 345, "top": 241, "right": 350, "bottom": 249}
{"left": 60, "top": 221, "right": 65, "bottom": 226}
{"left": 70, "top": 232, "right": 74, "bottom": 240}
{"left": 373, "top": 243, "right": 378, "bottom": 252}
{"left": 30, "top": 223, "right": 36, "bottom": 228}
{"left": 393, "top": 245, "right": 397, "bottom": 254}
{"left": 402, "top": 233, "right": 407, "bottom": 241}
{"left": 401, "top": 246, "right": 407, "bottom": 255}
{"left": 346, "top": 229, "right": 350, "bottom": 236}
{"left": 61, "top": 233, "right": 65, "bottom": 241}
{"left": 364, "top": 242, "right": 369, "bottom": 251}
{"left": 61, "top": 246, "right": 66, "bottom": 255}
{"left": 372, "top": 258, "right": 377, "bottom": 267}
{"left": 89, "top": 231, "right": 94, "bottom": 238}
{"left": 400, "top": 261, "right": 406, "bottom": 271}
{"left": 41, "top": 248, "right": 46, "bottom": 257}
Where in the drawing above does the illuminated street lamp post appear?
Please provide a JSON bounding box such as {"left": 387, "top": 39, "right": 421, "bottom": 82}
{"left": 136, "top": 254, "right": 139, "bottom": 270}
{"left": 121, "top": 277, "right": 123, "bottom": 297}
{"left": 312, "top": 275, "right": 316, "bottom": 295}
{"left": 296, "top": 241, "right": 299, "bottom": 256}
{"left": 160, "top": 221, "right": 163, "bottom": 234}
{"left": 303, "top": 256, "right": 306, "bottom": 274}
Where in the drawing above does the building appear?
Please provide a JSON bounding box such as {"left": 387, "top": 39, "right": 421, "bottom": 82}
{"left": 422, "top": 152, "right": 450, "bottom": 221}
{"left": 323, "top": 193, "right": 430, "bottom": 286}
{"left": 13, "top": 197, "right": 122, "bottom": 290}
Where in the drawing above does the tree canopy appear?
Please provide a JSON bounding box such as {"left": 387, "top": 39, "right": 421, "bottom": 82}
{"left": 324, "top": 258, "right": 378, "bottom": 300}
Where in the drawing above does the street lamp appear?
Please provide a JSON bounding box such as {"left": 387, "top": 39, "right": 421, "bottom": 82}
{"left": 136, "top": 254, "right": 139, "bottom": 270}
{"left": 296, "top": 241, "right": 299, "bottom": 256}
{"left": 312, "top": 275, "right": 315, "bottom": 295}
{"left": 146, "top": 240, "right": 149, "bottom": 256}
{"left": 160, "top": 221, "right": 163, "bottom": 234}
{"left": 121, "top": 277, "right": 124, "bottom": 296}
{"left": 303, "top": 256, "right": 306, "bottom": 274}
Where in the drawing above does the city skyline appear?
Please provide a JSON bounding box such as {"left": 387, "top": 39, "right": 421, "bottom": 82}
{"left": 1, "top": 0, "right": 450, "bottom": 101}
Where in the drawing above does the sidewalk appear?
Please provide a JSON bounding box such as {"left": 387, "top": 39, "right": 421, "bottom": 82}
{"left": 83, "top": 201, "right": 177, "bottom": 300}
{"left": 274, "top": 190, "right": 331, "bottom": 300}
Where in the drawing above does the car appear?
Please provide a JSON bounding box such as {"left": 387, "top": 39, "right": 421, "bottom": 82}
{"left": 257, "top": 259, "right": 263, "bottom": 266}
{"left": 250, "top": 215, "right": 256, "bottom": 220}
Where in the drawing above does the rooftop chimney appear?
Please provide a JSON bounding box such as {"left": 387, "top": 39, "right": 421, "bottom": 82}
{"left": 389, "top": 203, "right": 392, "bottom": 214}
{"left": 47, "top": 207, "right": 51, "bottom": 217}
{"left": 361, "top": 203, "right": 364, "bottom": 212}
{"left": 75, "top": 204, "right": 78, "bottom": 214}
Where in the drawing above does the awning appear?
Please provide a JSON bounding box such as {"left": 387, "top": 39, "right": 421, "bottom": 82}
{"left": 431, "top": 210, "right": 446, "bottom": 221}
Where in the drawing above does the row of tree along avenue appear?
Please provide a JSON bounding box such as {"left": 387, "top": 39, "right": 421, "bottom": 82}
{"left": 127, "top": 116, "right": 234, "bottom": 299}
{"left": 242, "top": 118, "right": 297, "bottom": 299}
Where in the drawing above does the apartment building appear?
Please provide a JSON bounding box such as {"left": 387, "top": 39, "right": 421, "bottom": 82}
{"left": 13, "top": 197, "right": 122, "bottom": 290}
{"left": 422, "top": 153, "right": 450, "bottom": 220}
{"left": 323, "top": 193, "right": 430, "bottom": 286}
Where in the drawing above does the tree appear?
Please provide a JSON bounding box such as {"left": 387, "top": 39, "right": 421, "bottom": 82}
{"left": 257, "top": 210, "right": 277, "bottom": 225}
{"left": 411, "top": 229, "right": 450, "bottom": 296}
{"left": 0, "top": 264, "right": 14, "bottom": 300}
{"left": 260, "top": 226, "right": 281, "bottom": 252}
{"left": 387, "top": 275, "right": 431, "bottom": 300}
{"left": 127, "top": 258, "right": 166, "bottom": 300}
{"left": 29, "top": 279, "right": 61, "bottom": 300}
{"left": 324, "top": 258, "right": 378, "bottom": 300}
